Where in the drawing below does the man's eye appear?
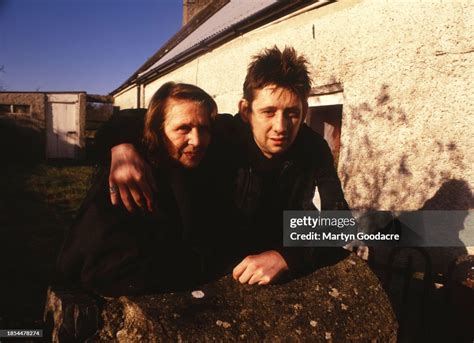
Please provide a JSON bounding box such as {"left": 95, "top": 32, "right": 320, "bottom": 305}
{"left": 262, "top": 110, "right": 274, "bottom": 116}
{"left": 287, "top": 111, "right": 301, "bottom": 118}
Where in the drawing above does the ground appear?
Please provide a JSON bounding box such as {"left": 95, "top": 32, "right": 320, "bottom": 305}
{"left": 0, "top": 162, "right": 94, "bottom": 330}
{"left": 0, "top": 162, "right": 471, "bottom": 341}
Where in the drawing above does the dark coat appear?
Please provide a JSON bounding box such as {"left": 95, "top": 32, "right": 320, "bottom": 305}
{"left": 88, "top": 109, "right": 350, "bottom": 278}
{"left": 56, "top": 159, "right": 225, "bottom": 296}
{"left": 212, "top": 114, "right": 349, "bottom": 275}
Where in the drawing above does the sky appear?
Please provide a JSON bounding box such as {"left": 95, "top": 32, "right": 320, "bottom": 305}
{"left": 0, "top": 0, "right": 183, "bottom": 94}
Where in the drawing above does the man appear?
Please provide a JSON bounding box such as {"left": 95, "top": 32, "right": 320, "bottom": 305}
{"left": 98, "top": 46, "right": 349, "bottom": 285}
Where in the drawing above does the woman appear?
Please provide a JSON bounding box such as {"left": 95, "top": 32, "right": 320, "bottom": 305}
{"left": 56, "top": 82, "right": 222, "bottom": 296}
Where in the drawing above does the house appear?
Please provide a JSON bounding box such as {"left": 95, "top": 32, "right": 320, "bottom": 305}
{"left": 110, "top": 0, "right": 473, "bottom": 216}
{"left": 0, "top": 91, "right": 113, "bottom": 159}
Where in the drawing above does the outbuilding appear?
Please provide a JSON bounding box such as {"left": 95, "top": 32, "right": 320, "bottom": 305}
{"left": 0, "top": 91, "right": 113, "bottom": 159}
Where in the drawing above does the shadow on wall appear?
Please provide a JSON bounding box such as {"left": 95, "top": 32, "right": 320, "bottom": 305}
{"left": 341, "top": 85, "right": 472, "bottom": 274}
{"left": 422, "top": 179, "right": 474, "bottom": 211}
{"left": 419, "top": 179, "right": 473, "bottom": 269}
{"left": 341, "top": 84, "right": 469, "bottom": 212}
{"left": 0, "top": 115, "right": 45, "bottom": 165}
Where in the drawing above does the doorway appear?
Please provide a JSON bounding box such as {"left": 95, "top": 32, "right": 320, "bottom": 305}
{"left": 306, "top": 104, "right": 342, "bottom": 166}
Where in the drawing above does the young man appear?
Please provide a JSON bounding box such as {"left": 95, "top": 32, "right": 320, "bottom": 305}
{"left": 98, "top": 46, "right": 349, "bottom": 285}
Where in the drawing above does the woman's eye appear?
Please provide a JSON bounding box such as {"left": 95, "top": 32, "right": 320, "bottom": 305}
{"left": 177, "top": 125, "right": 191, "bottom": 132}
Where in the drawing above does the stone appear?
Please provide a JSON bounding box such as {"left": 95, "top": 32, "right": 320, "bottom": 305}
{"left": 43, "top": 286, "right": 101, "bottom": 343}
{"left": 45, "top": 252, "right": 398, "bottom": 342}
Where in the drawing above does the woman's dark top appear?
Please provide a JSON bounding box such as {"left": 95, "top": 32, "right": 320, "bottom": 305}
{"left": 56, "top": 155, "right": 234, "bottom": 297}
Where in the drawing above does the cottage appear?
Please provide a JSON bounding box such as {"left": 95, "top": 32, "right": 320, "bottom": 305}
{"left": 110, "top": 0, "right": 473, "bottom": 215}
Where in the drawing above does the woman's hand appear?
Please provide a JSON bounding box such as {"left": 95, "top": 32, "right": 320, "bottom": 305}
{"left": 232, "top": 250, "right": 289, "bottom": 285}
{"left": 109, "top": 144, "right": 157, "bottom": 212}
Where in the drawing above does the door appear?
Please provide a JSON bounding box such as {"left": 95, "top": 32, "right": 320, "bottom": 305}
{"left": 46, "top": 94, "right": 79, "bottom": 158}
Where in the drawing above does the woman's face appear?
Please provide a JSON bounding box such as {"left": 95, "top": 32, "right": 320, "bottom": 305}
{"left": 162, "top": 98, "right": 212, "bottom": 168}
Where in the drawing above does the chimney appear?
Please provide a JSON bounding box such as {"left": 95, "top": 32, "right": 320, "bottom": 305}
{"left": 182, "top": 0, "right": 214, "bottom": 26}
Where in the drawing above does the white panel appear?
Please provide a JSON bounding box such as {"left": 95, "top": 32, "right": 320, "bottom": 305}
{"left": 46, "top": 99, "right": 78, "bottom": 158}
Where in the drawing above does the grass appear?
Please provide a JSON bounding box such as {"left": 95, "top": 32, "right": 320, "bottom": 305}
{"left": 21, "top": 163, "right": 95, "bottom": 221}
{"left": 0, "top": 162, "right": 95, "bottom": 329}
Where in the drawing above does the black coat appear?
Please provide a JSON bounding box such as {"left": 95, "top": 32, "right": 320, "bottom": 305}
{"left": 212, "top": 114, "right": 349, "bottom": 274}
{"left": 89, "top": 109, "right": 350, "bottom": 278}
{"left": 56, "top": 159, "right": 227, "bottom": 296}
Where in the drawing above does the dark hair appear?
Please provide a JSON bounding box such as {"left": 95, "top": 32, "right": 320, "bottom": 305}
{"left": 243, "top": 46, "right": 312, "bottom": 105}
{"left": 143, "top": 82, "right": 217, "bottom": 162}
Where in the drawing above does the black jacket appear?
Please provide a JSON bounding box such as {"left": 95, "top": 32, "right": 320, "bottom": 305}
{"left": 56, "top": 158, "right": 226, "bottom": 296}
{"left": 91, "top": 109, "right": 349, "bottom": 277}
{"left": 212, "top": 114, "right": 349, "bottom": 274}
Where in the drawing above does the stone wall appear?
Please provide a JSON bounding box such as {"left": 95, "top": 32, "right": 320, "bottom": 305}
{"left": 0, "top": 93, "right": 46, "bottom": 161}
{"left": 0, "top": 92, "right": 46, "bottom": 121}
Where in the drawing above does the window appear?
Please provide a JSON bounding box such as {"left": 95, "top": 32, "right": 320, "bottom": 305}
{"left": 0, "top": 104, "right": 31, "bottom": 115}
{"left": 13, "top": 104, "right": 31, "bottom": 114}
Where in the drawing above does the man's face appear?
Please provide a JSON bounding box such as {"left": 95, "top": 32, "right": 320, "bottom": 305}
{"left": 242, "top": 85, "right": 305, "bottom": 158}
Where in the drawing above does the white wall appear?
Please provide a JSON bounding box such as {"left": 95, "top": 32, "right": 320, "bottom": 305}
{"left": 114, "top": 0, "right": 473, "bottom": 212}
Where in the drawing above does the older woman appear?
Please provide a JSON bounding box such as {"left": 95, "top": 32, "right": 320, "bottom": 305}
{"left": 57, "top": 82, "right": 224, "bottom": 296}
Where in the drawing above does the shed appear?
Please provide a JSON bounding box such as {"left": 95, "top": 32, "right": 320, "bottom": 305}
{"left": 0, "top": 91, "right": 113, "bottom": 160}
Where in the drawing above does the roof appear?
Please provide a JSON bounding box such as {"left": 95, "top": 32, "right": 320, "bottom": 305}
{"left": 138, "top": 0, "right": 279, "bottom": 78}
{"left": 110, "top": 0, "right": 323, "bottom": 96}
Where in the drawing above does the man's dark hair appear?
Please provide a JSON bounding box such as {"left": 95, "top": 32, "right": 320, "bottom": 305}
{"left": 243, "top": 46, "right": 312, "bottom": 105}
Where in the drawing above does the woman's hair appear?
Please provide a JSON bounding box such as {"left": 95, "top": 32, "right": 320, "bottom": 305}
{"left": 143, "top": 82, "right": 217, "bottom": 162}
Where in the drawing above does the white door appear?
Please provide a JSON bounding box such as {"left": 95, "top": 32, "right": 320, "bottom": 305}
{"left": 46, "top": 94, "right": 79, "bottom": 158}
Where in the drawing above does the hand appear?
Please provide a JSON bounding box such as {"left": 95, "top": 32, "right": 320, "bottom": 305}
{"left": 232, "top": 250, "right": 289, "bottom": 285}
{"left": 109, "top": 144, "right": 157, "bottom": 212}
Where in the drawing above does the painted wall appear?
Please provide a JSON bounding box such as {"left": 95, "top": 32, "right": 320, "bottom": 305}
{"left": 113, "top": 0, "right": 473, "bottom": 213}
{"left": 114, "top": 85, "right": 138, "bottom": 110}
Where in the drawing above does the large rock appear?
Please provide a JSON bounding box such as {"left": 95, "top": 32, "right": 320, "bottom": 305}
{"left": 45, "top": 252, "right": 397, "bottom": 342}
